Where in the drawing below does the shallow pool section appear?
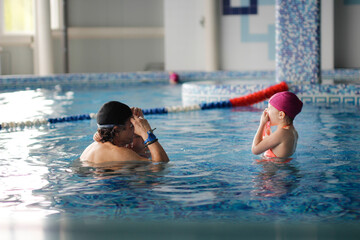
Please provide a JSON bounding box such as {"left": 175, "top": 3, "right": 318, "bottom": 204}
{"left": 1, "top": 83, "right": 360, "bottom": 224}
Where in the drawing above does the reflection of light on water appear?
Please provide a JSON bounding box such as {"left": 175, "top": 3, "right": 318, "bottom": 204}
{"left": 0, "top": 90, "right": 54, "bottom": 122}
{"left": 0, "top": 129, "right": 59, "bottom": 220}
{"left": 155, "top": 185, "right": 216, "bottom": 206}
{"left": 0, "top": 88, "right": 74, "bottom": 123}
{"left": 154, "top": 182, "right": 217, "bottom": 206}
{"left": 0, "top": 87, "right": 72, "bottom": 221}
{"left": 251, "top": 161, "right": 301, "bottom": 198}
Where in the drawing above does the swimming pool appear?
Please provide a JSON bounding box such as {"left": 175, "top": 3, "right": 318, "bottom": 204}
{"left": 1, "top": 80, "right": 360, "bottom": 237}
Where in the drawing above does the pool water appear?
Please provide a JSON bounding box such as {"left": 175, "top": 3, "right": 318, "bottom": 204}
{"left": 1, "top": 83, "right": 360, "bottom": 224}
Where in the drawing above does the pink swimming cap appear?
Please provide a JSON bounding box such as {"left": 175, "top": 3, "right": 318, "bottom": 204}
{"left": 269, "top": 91, "right": 303, "bottom": 119}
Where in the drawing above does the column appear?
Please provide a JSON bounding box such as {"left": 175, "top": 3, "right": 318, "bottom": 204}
{"left": 276, "top": 0, "right": 321, "bottom": 84}
{"left": 0, "top": 47, "right": 2, "bottom": 74}
{"left": 35, "top": 0, "right": 54, "bottom": 75}
{"left": 205, "top": 0, "right": 219, "bottom": 71}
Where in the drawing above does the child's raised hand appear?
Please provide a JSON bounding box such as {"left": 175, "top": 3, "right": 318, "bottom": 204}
{"left": 93, "top": 132, "right": 101, "bottom": 142}
{"left": 131, "top": 107, "right": 144, "bottom": 118}
{"left": 260, "top": 108, "right": 269, "bottom": 125}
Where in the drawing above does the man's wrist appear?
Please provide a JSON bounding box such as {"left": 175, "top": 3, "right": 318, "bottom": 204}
{"left": 140, "top": 128, "right": 151, "bottom": 139}
{"left": 144, "top": 128, "right": 158, "bottom": 146}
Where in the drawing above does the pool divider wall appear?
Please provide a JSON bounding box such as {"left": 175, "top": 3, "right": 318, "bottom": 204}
{"left": 182, "top": 81, "right": 360, "bottom": 106}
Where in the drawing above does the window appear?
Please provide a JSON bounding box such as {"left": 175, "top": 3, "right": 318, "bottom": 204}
{"left": 1, "top": 0, "right": 61, "bottom": 36}
{"left": 3, "top": 0, "right": 35, "bottom": 34}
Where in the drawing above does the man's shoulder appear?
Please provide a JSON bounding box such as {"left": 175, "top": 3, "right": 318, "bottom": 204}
{"left": 105, "top": 144, "right": 147, "bottom": 161}
{"left": 85, "top": 142, "right": 148, "bottom": 162}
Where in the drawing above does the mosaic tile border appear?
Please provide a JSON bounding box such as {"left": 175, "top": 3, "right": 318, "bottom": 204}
{"left": 182, "top": 81, "right": 360, "bottom": 106}
{"left": 1, "top": 69, "right": 359, "bottom": 90}
{"left": 0, "top": 72, "right": 170, "bottom": 90}
{"left": 1, "top": 70, "right": 360, "bottom": 106}
{"left": 182, "top": 81, "right": 273, "bottom": 105}
{"left": 291, "top": 83, "right": 360, "bottom": 105}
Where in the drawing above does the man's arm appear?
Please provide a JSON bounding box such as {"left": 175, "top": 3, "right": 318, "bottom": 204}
{"left": 131, "top": 115, "right": 169, "bottom": 163}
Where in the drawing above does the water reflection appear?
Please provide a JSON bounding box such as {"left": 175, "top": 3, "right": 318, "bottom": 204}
{"left": 0, "top": 87, "right": 73, "bottom": 123}
{"left": 252, "top": 160, "right": 301, "bottom": 198}
{"left": 0, "top": 128, "right": 56, "bottom": 220}
{"left": 73, "top": 158, "right": 167, "bottom": 178}
{"left": 29, "top": 159, "right": 170, "bottom": 220}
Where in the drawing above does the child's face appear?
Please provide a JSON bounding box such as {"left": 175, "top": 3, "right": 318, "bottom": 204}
{"left": 132, "top": 135, "right": 145, "bottom": 151}
{"left": 267, "top": 103, "right": 280, "bottom": 123}
{"left": 115, "top": 119, "right": 135, "bottom": 144}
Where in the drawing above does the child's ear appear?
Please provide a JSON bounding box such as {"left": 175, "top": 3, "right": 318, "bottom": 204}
{"left": 279, "top": 111, "right": 285, "bottom": 119}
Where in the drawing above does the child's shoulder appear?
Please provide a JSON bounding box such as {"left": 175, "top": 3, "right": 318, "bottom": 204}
{"left": 280, "top": 124, "right": 297, "bottom": 131}
{"left": 279, "top": 125, "right": 298, "bottom": 139}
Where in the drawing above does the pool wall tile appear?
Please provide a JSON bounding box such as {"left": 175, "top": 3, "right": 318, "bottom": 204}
{"left": 276, "top": 0, "right": 321, "bottom": 84}
{"left": 1, "top": 70, "right": 360, "bottom": 105}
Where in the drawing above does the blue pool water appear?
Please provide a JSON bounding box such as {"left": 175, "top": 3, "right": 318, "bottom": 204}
{"left": 1, "top": 82, "right": 360, "bottom": 224}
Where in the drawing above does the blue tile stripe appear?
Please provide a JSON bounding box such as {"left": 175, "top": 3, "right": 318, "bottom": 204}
{"left": 223, "top": 0, "right": 258, "bottom": 15}
{"left": 1, "top": 70, "right": 359, "bottom": 90}
{"left": 223, "top": 0, "right": 275, "bottom": 15}
{"left": 258, "top": 0, "right": 275, "bottom": 5}
{"left": 0, "top": 72, "right": 170, "bottom": 90}
{"left": 276, "top": 0, "right": 321, "bottom": 84}
{"left": 241, "top": 16, "right": 275, "bottom": 60}
{"left": 297, "top": 96, "right": 360, "bottom": 105}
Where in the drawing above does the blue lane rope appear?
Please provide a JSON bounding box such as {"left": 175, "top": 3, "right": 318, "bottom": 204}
{"left": 0, "top": 82, "right": 288, "bottom": 131}
{"left": 0, "top": 100, "right": 232, "bottom": 131}
{"left": 47, "top": 114, "right": 92, "bottom": 123}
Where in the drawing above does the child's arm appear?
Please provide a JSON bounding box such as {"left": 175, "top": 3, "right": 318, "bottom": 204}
{"left": 252, "top": 109, "right": 268, "bottom": 155}
{"left": 252, "top": 109, "right": 282, "bottom": 155}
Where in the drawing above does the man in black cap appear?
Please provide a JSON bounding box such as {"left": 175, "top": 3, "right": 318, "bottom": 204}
{"left": 80, "top": 101, "right": 169, "bottom": 163}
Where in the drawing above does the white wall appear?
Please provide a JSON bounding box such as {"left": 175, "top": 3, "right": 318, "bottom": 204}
{"left": 69, "top": 0, "right": 163, "bottom": 28}
{"left": 164, "top": 0, "right": 207, "bottom": 71}
{"left": 66, "top": 0, "right": 164, "bottom": 73}
{"left": 1, "top": 0, "right": 360, "bottom": 75}
{"left": 69, "top": 38, "right": 164, "bottom": 73}
{"left": 0, "top": 0, "right": 165, "bottom": 75}
{"left": 220, "top": 2, "right": 276, "bottom": 71}
{"left": 165, "top": 0, "right": 336, "bottom": 72}
{"left": 0, "top": 46, "right": 33, "bottom": 75}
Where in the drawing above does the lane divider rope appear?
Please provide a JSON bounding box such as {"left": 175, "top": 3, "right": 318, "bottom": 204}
{"left": 0, "top": 82, "right": 288, "bottom": 131}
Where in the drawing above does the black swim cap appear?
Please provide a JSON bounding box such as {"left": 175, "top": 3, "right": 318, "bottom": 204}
{"left": 96, "top": 101, "right": 132, "bottom": 127}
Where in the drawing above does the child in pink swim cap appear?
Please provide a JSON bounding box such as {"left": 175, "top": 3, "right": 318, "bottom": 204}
{"left": 252, "top": 91, "right": 303, "bottom": 159}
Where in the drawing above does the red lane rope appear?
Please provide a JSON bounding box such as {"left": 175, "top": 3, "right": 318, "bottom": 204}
{"left": 229, "top": 81, "right": 289, "bottom": 107}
